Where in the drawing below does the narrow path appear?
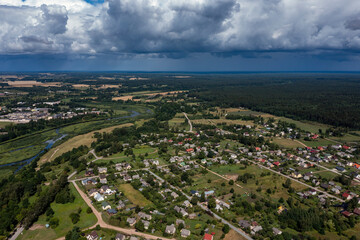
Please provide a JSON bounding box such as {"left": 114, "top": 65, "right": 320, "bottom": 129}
{"left": 88, "top": 149, "right": 103, "bottom": 165}
{"left": 294, "top": 139, "right": 308, "bottom": 148}
{"left": 9, "top": 226, "right": 24, "bottom": 240}
{"left": 199, "top": 165, "right": 243, "bottom": 189}
{"left": 71, "top": 181, "right": 175, "bottom": 240}
{"left": 183, "top": 112, "right": 193, "bottom": 132}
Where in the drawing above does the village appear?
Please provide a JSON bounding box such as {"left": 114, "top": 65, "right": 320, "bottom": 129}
{"left": 72, "top": 116, "right": 360, "bottom": 240}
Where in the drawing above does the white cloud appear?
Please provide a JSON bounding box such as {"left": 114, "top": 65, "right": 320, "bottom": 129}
{"left": 0, "top": 0, "right": 359, "bottom": 57}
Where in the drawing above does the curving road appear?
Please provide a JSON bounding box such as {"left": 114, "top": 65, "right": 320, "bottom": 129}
{"left": 70, "top": 180, "right": 175, "bottom": 240}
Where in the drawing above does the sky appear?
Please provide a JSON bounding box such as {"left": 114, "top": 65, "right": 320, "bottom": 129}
{"left": 0, "top": 0, "right": 360, "bottom": 72}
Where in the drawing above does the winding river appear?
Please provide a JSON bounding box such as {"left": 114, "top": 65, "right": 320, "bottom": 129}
{"left": 0, "top": 110, "right": 143, "bottom": 172}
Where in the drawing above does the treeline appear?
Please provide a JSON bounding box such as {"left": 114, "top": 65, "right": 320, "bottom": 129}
{"left": 189, "top": 74, "right": 360, "bottom": 129}
{"left": 0, "top": 157, "right": 70, "bottom": 236}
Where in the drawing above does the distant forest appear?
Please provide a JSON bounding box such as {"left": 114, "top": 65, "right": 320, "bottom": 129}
{"left": 4, "top": 72, "right": 360, "bottom": 129}
{"left": 187, "top": 74, "right": 360, "bottom": 129}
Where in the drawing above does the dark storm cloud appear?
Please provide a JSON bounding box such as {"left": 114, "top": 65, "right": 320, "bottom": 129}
{"left": 0, "top": 0, "right": 360, "bottom": 59}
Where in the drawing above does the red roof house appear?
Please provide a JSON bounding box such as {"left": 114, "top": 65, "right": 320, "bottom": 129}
{"left": 203, "top": 233, "right": 214, "bottom": 240}
{"left": 274, "top": 161, "right": 280, "bottom": 166}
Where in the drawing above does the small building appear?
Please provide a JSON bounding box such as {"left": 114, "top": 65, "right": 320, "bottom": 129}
{"left": 165, "top": 224, "right": 176, "bottom": 235}
{"left": 203, "top": 233, "right": 214, "bottom": 240}
{"left": 86, "top": 231, "right": 98, "bottom": 240}
{"left": 127, "top": 217, "right": 136, "bottom": 226}
{"left": 181, "top": 229, "right": 191, "bottom": 238}
{"left": 115, "top": 233, "right": 126, "bottom": 240}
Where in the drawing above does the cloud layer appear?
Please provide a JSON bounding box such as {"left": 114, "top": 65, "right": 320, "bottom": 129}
{"left": 1, "top": 0, "right": 360, "bottom": 58}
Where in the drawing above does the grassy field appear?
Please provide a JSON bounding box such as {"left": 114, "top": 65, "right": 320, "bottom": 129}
{"left": 18, "top": 184, "right": 97, "bottom": 240}
{"left": 299, "top": 138, "right": 334, "bottom": 147}
{"left": 207, "top": 164, "right": 307, "bottom": 200}
{"left": 117, "top": 183, "right": 153, "bottom": 207}
{"left": 272, "top": 138, "right": 304, "bottom": 148}
{"left": 0, "top": 130, "right": 58, "bottom": 165}
{"left": 39, "top": 123, "right": 133, "bottom": 165}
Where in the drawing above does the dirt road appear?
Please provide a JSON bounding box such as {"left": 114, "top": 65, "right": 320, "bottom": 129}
{"left": 70, "top": 181, "right": 175, "bottom": 240}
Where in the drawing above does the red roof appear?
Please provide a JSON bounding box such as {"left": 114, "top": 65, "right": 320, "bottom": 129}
{"left": 354, "top": 208, "right": 360, "bottom": 215}
{"left": 342, "top": 191, "right": 350, "bottom": 198}
{"left": 203, "top": 233, "right": 213, "bottom": 240}
{"left": 186, "top": 148, "right": 194, "bottom": 152}
{"left": 342, "top": 211, "right": 352, "bottom": 217}
{"left": 354, "top": 163, "right": 360, "bottom": 169}
{"left": 343, "top": 145, "right": 350, "bottom": 150}
{"left": 274, "top": 161, "right": 280, "bottom": 166}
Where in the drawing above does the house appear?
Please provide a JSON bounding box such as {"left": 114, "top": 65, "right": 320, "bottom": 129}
{"left": 98, "top": 167, "right": 107, "bottom": 174}
{"left": 142, "top": 220, "right": 150, "bottom": 230}
{"left": 85, "top": 169, "right": 94, "bottom": 176}
{"left": 353, "top": 208, "right": 360, "bottom": 215}
{"left": 342, "top": 191, "right": 352, "bottom": 200}
{"left": 341, "top": 211, "right": 352, "bottom": 217}
{"left": 204, "top": 190, "right": 215, "bottom": 198}
{"left": 117, "top": 200, "right": 126, "bottom": 210}
{"left": 101, "top": 201, "right": 111, "bottom": 210}
{"left": 138, "top": 212, "right": 152, "bottom": 221}
{"left": 183, "top": 200, "right": 192, "bottom": 208}
{"left": 94, "top": 193, "right": 104, "bottom": 202}
{"left": 107, "top": 208, "right": 117, "bottom": 215}
{"left": 127, "top": 217, "right": 136, "bottom": 226}
{"left": 272, "top": 227, "right": 282, "bottom": 235}
{"left": 203, "top": 233, "right": 214, "bottom": 240}
{"left": 181, "top": 229, "right": 191, "bottom": 238}
{"left": 336, "top": 166, "right": 345, "bottom": 172}
{"left": 291, "top": 172, "right": 302, "bottom": 179}
{"left": 320, "top": 183, "right": 329, "bottom": 190}
{"left": 189, "top": 213, "right": 197, "bottom": 219}
{"left": 88, "top": 189, "right": 98, "bottom": 197}
{"left": 176, "top": 219, "right": 185, "bottom": 226}
{"left": 99, "top": 174, "right": 107, "bottom": 184}
{"left": 86, "top": 231, "right": 98, "bottom": 240}
{"left": 273, "top": 161, "right": 280, "bottom": 167}
{"left": 165, "top": 224, "right": 176, "bottom": 235}
{"left": 115, "top": 233, "right": 126, "bottom": 240}
{"left": 238, "top": 220, "right": 251, "bottom": 229}
{"left": 251, "top": 225, "right": 263, "bottom": 235}
{"left": 129, "top": 237, "right": 139, "bottom": 240}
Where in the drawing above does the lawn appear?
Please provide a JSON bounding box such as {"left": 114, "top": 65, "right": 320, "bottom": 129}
{"left": 117, "top": 183, "right": 153, "bottom": 207}
{"left": 207, "top": 164, "right": 307, "bottom": 201}
{"left": 18, "top": 183, "right": 97, "bottom": 240}
{"left": 272, "top": 138, "right": 304, "bottom": 148}
{"left": 299, "top": 138, "right": 334, "bottom": 147}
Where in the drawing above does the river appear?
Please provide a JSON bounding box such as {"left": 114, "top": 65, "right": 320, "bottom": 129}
{"left": 0, "top": 110, "right": 142, "bottom": 172}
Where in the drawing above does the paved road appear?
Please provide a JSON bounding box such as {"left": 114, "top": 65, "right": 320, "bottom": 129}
{"left": 71, "top": 181, "right": 175, "bottom": 240}
{"left": 183, "top": 112, "right": 193, "bottom": 132}
{"left": 9, "top": 226, "right": 24, "bottom": 240}
{"left": 147, "top": 170, "right": 253, "bottom": 240}
{"left": 247, "top": 159, "right": 345, "bottom": 202}
{"left": 68, "top": 171, "right": 77, "bottom": 180}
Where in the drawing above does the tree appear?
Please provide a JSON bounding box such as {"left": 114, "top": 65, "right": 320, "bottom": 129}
{"left": 86, "top": 207, "right": 93, "bottom": 214}
{"left": 49, "top": 217, "right": 59, "bottom": 229}
{"left": 228, "top": 180, "right": 234, "bottom": 185}
{"left": 69, "top": 213, "right": 80, "bottom": 224}
{"left": 65, "top": 226, "right": 82, "bottom": 240}
{"left": 135, "top": 221, "right": 145, "bottom": 232}
{"left": 222, "top": 224, "right": 230, "bottom": 234}
{"left": 208, "top": 198, "right": 216, "bottom": 209}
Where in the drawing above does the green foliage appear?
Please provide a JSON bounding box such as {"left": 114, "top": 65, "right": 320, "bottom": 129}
{"left": 69, "top": 212, "right": 80, "bottom": 224}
